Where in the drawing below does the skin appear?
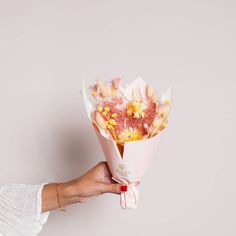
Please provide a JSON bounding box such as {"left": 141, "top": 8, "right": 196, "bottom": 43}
{"left": 42, "top": 162, "right": 126, "bottom": 212}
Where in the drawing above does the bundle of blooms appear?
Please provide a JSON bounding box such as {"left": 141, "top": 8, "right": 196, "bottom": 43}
{"left": 82, "top": 77, "right": 171, "bottom": 209}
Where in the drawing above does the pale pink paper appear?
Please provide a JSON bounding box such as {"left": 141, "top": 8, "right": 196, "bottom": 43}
{"left": 96, "top": 129, "right": 161, "bottom": 209}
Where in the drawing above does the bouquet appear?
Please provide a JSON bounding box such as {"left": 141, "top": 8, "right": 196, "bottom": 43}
{"left": 82, "top": 77, "right": 171, "bottom": 209}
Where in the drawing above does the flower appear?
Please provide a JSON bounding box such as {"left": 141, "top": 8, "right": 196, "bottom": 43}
{"left": 89, "top": 77, "right": 171, "bottom": 142}
{"left": 98, "top": 106, "right": 103, "bottom": 112}
{"left": 97, "top": 80, "right": 111, "bottom": 98}
{"left": 111, "top": 77, "right": 123, "bottom": 89}
{"left": 94, "top": 111, "right": 106, "bottom": 129}
{"left": 89, "top": 84, "right": 98, "bottom": 97}
{"left": 117, "top": 128, "right": 143, "bottom": 143}
{"left": 146, "top": 84, "right": 154, "bottom": 98}
{"left": 111, "top": 113, "right": 117, "bottom": 118}
{"left": 104, "top": 106, "right": 110, "bottom": 112}
{"left": 108, "top": 119, "right": 117, "bottom": 126}
{"left": 126, "top": 101, "right": 147, "bottom": 118}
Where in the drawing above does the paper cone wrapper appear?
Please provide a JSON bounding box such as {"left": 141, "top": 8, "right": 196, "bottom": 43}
{"left": 82, "top": 78, "right": 164, "bottom": 209}
{"left": 95, "top": 128, "right": 161, "bottom": 209}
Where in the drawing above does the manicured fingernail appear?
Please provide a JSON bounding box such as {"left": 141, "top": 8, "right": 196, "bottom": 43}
{"left": 120, "top": 185, "right": 128, "bottom": 192}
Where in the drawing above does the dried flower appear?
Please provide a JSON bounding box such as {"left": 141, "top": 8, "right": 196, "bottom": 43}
{"left": 111, "top": 77, "right": 123, "bottom": 89}
{"left": 146, "top": 84, "right": 154, "bottom": 98}
{"left": 89, "top": 84, "right": 98, "bottom": 97}
{"left": 108, "top": 119, "right": 117, "bottom": 126}
{"left": 97, "top": 80, "right": 111, "bottom": 97}
{"left": 104, "top": 106, "right": 110, "bottom": 112}
{"left": 94, "top": 111, "right": 106, "bottom": 129}
{"left": 127, "top": 101, "right": 147, "bottom": 119}
{"left": 118, "top": 128, "right": 143, "bottom": 143}
{"left": 89, "top": 77, "right": 171, "bottom": 143}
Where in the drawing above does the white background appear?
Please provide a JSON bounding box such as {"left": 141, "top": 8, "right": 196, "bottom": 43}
{"left": 0, "top": 1, "right": 236, "bottom": 235}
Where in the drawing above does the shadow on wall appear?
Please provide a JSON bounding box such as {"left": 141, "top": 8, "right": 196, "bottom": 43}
{"left": 41, "top": 102, "right": 117, "bottom": 226}
{"left": 46, "top": 108, "right": 100, "bottom": 183}
{"left": 41, "top": 107, "right": 111, "bottom": 231}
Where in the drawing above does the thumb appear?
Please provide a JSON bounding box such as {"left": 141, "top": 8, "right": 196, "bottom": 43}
{"left": 99, "top": 183, "right": 127, "bottom": 194}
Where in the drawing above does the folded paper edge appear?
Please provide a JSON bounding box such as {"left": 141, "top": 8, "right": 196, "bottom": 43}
{"left": 121, "top": 76, "right": 147, "bottom": 101}
{"left": 95, "top": 129, "right": 123, "bottom": 162}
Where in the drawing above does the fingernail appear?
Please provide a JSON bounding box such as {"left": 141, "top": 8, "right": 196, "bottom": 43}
{"left": 120, "top": 185, "right": 128, "bottom": 192}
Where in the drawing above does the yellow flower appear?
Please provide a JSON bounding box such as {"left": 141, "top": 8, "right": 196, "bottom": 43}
{"left": 104, "top": 106, "right": 110, "bottom": 112}
{"left": 111, "top": 113, "right": 117, "bottom": 118}
{"left": 162, "top": 120, "right": 167, "bottom": 128}
{"left": 108, "top": 119, "right": 117, "bottom": 126}
{"left": 92, "top": 92, "right": 98, "bottom": 97}
{"left": 107, "top": 124, "right": 113, "bottom": 129}
{"left": 160, "top": 111, "right": 168, "bottom": 118}
{"left": 126, "top": 101, "right": 146, "bottom": 118}
{"left": 102, "top": 111, "right": 107, "bottom": 116}
{"left": 152, "top": 121, "right": 158, "bottom": 128}
{"left": 165, "top": 99, "right": 171, "bottom": 105}
{"left": 98, "top": 106, "right": 103, "bottom": 112}
{"left": 118, "top": 128, "right": 143, "bottom": 142}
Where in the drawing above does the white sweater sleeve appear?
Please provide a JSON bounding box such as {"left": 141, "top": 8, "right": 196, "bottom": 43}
{"left": 0, "top": 184, "right": 50, "bottom": 236}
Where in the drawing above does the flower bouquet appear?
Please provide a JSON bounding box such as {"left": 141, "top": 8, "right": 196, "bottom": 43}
{"left": 82, "top": 77, "right": 171, "bottom": 209}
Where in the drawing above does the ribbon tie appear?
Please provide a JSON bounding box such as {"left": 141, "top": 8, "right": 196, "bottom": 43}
{"left": 112, "top": 177, "right": 140, "bottom": 209}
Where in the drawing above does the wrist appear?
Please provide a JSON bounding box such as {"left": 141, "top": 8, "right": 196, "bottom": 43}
{"left": 59, "top": 181, "right": 81, "bottom": 206}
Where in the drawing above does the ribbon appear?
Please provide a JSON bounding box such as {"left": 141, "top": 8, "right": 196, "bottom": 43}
{"left": 112, "top": 177, "right": 140, "bottom": 209}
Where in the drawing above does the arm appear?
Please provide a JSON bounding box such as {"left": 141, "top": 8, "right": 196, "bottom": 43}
{"left": 42, "top": 161, "right": 126, "bottom": 212}
{"left": 0, "top": 162, "right": 127, "bottom": 235}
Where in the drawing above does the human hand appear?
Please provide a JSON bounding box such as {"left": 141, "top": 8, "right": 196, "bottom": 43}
{"left": 42, "top": 162, "right": 128, "bottom": 212}
{"left": 62, "top": 161, "right": 127, "bottom": 203}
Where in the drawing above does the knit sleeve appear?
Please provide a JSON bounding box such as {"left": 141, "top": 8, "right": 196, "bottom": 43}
{"left": 0, "top": 184, "right": 50, "bottom": 235}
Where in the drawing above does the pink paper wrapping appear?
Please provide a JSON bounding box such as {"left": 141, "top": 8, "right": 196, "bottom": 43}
{"left": 95, "top": 129, "right": 161, "bottom": 209}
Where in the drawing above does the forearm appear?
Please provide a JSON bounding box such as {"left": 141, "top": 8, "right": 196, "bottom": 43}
{"left": 41, "top": 181, "right": 79, "bottom": 212}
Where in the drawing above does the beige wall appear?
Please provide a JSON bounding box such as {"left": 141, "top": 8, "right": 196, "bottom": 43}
{"left": 0, "top": 0, "right": 235, "bottom": 235}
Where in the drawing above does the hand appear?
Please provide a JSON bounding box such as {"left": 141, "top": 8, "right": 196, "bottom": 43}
{"left": 62, "top": 161, "right": 125, "bottom": 203}
{"left": 42, "top": 162, "right": 127, "bottom": 212}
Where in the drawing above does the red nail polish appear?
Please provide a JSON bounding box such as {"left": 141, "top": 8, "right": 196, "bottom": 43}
{"left": 120, "top": 185, "right": 128, "bottom": 192}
